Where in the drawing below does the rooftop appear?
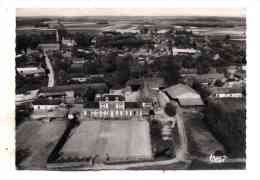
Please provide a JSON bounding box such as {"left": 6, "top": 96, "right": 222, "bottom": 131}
{"left": 33, "top": 99, "right": 62, "bottom": 105}
{"left": 164, "top": 83, "right": 204, "bottom": 106}
{"left": 40, "top": 83, "right": 108, "bottom": 93}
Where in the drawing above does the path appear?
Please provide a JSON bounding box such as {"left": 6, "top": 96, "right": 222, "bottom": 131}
{"left": 43, "top": 51, "right": 55, "bottom": 87}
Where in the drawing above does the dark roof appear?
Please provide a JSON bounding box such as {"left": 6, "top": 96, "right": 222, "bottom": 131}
{"left": 83, "top": 101, "right": 99, "bottom": 109}
{"left": 39, "top": 91, "right": 66, "bottom": 97}
{"left": 144, "top": 77, "right": 165, "bottom": 89}
{"left": 33, "top": 99, "right": 62, "bottom": 105}
{"left": 210, "top": 87, "right": 242, "bottom": 94}
{"left": 40, "top": 83, "right": 108, "bottom": 93}
{"left": 125, "top": 102, "right": 141, "bottom": 109}
{"left": 69, "top": 72, "right": 86, "bottom": 78}
{"left": 127, "top": 78, "right": 144, "bottom": 86}
{"left": 101, "top": 94, "right": 125, "bottom": 101}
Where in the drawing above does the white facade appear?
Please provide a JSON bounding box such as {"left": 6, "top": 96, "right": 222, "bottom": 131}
{"left": 17, "top": 67, "right": 45, "bottom": 76}
{"left": 84, "top": 101, "right": 142, "bottom": 120}
{"left": 172, "top": 48, "right": 200, "bottom": 56}
{"left": 33, "top": 104, "right": 60, "bottom": 111}
{"left": 215, "top": 93, "right": 243, "bottom": 98}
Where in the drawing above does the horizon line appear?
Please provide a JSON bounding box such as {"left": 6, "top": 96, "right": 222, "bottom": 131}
{"left": 16, "top": 8, "right": 245, "bottom": 18}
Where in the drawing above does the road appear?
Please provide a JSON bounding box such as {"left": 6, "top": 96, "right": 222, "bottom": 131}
{"left": 50, "top": 156, "right": 191, "bottom": 170}
{"left": 175, "top": 106, "right": 188, "bottom": 160}
{"left": 44, "top": 51, "right": 55, "bottom": 87}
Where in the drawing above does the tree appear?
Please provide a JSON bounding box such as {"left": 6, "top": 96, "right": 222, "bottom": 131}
{"left": 160, "top": 60, "right": 180, "bottom": 86}
{"left": 196, "top": 53, "right": 210, "bottom": 74}
{"left": 16, "top": 34, "right": 30, "bottom": 53}
{"left": 214, "top": 79, "right": 224, "bottom": 87}
{"left": 164, "top": 102, "right": 177, "bottom": 117}
{"left": 224, "top": 34, "right": 231, "bottom": 42}
{"left": 74, "top": 33, "right": 93, "bottom": 47}
{"left": 83, "top": 87, "right": 96, "bottom": 102}
{"left": 116, "top": 61, "right": 130, "bottom": 86}
{"left": 83, "top": 61, "right": 99, "bottom": 75}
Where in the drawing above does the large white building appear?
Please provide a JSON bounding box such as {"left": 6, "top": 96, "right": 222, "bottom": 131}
{"left": 83, "top": 94, "right": 142, "bottom": 120}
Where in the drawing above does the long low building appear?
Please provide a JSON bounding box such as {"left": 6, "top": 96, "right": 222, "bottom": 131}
{"left": 164, "top": 83, "right": 204, "bottom": 107}
{"left": 40, "top": 83, "right": 109, "bottom": 94}
{"left": 17, "top": 67, "right": 45, "bottom": 77}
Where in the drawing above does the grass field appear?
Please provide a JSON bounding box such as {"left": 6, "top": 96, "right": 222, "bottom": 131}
{"left": 60, "top": 120, "right": 152, "bottom": 162}
{"left": 16, "top": 120, "right": 67, "bottom": 169}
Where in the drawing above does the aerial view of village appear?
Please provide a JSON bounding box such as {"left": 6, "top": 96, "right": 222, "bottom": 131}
{"left": 15, "top": 8, "right": 246, "bottom": 170}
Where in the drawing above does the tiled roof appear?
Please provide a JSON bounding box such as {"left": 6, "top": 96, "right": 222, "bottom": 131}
{"left": 33, "top": 99, "right": 62, "bottom": 105}
{"left": 101, "top": 94, "right": 125, "bottom": 101}
{"left": 40, "top": 83, "right": 108, "bottom": 93}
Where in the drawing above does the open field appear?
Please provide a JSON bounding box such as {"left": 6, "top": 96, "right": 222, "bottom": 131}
{"left": 60, "top": 120, "right": 152, "bottom": 162}
{"left": 182, "top": 110, "right": 224, "bottom": 159}
{"left": 16, "top": 120, "right": 67, "bottom": 169}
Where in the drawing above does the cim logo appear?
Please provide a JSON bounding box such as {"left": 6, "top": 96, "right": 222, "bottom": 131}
{"left": 209, "top": 153, "right": 226, "bottom": 163}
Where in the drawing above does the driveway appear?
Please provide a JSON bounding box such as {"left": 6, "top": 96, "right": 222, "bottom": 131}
{"left": 44, "top": 51, "right": 55, "bottom": 87}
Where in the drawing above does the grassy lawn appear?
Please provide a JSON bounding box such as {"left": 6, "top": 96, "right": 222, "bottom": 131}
{"left": 16, "top": 120, "right": 68, "bottom": 169}
{"left": 182, "top": 110, "right": 224, "bottom": 159}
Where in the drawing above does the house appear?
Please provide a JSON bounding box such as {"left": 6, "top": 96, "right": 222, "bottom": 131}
{"left": 172, "top": 48, "right": 200, "bottom": 56}
{"left": 180, "top": 68, "right": 198, "bottom": 75}
{"left": 69, "top": 63, "right": 85, "bottom": 73}
{"left": 209, "top": 87, "right": 243, "bottom": 99}
{"left": 16, "top": 67, "right": 45, "bottom": 77}
{"left": 144, "top": 77, "right": 165, "bottom": 90}
{"left": 164, "top": 83, "right": 204, "bottom": 107}
{"left": 62, "top": 50, "right": 72, "bottom": 58}
{"left": 62, "top": 38, "right": 76, "bottom": 47}
{"left": 32, "top": 99, "right": 63, "bottom": 111}
{"left": 82, "top": 94, "right": 142, "bottom": 120}
{"left": 38, "top": 90, "right": 75, "bottom": 103}
{"left": 40, "top": 83, "right": 109, "bottom": 95}
{"left": 68, "top": 73, "right": 105, "bottom": 84}
{"left": 181, "top": 73, "right": 225, "bottom": 86}
{"left": 16, "top": 90, "right": 39, "bottom": 106}
{"left": 72, "top": 57, "right": 87, "bottom": 64}
{"left": 38, "top": 43, "right": 60, "bottom": 51}
{"left": 195, "top": 73, "right": 225, "bottom": 86}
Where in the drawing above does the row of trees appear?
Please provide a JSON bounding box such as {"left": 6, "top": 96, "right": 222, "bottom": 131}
{"left": 16, "top": 33, "right": 56, "bottom": 53}
{"left": 203, "top": 99, "right": 246, "bottom": 158}
{"left": 96, "top": 33, "right": 152, "bottom": 49}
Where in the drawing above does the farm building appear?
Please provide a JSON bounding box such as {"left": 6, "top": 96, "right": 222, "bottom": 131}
{"left": 209, "top": 87, "right": 243, "bottom": 99}
{"left": 17, "top": 67, "right": 45, "bottom": 77}
{"left": 164, "top": 83, "right": 204, "bottom": 107}
{"left": 40, "top": 83, "right": 109, "bottom": 94}
{"left": 32, "top": 99, "right": 63, "bottom": 111}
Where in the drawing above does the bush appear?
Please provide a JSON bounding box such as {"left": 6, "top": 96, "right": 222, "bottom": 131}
{"left": 164, "top": 103, "right": 177, "bottom": 117}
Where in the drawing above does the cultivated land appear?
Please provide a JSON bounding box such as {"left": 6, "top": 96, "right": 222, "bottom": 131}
{"left": 60, "top": 120, "right": 152, "bottom": 162}
{"left": 16, "top": 120, "right": 67, "bottom": 169}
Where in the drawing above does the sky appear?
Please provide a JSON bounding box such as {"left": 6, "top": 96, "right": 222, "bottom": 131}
{"left": 16, "top": 8, "right": 244, "bottom": 17}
